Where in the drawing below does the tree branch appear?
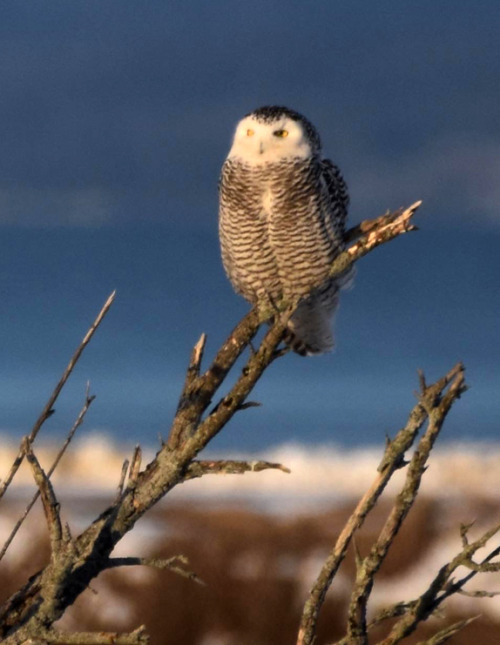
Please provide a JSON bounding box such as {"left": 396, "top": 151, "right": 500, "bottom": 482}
{"left": 0, "top": 292, "right": 114, "bottom": 501}
{"left": 414, "top": 617, "right": 478, "bottom": 645}
{"left": 105, "top": 555, "right": 204, "bottom": 585}
{"left": 375, "top": 522, "right": 500, "bottom": 644}
{"left": 34, "top": 625, "right": 149, "bottom": 645}
{"left": 345, "top": 366, "right": 466, "bottom": 644}
{"left": 0, "top": 385, "right": 95, "bottom": 562}
{"left": 24, "top": 441, "right": 63, "bottom": 558}
{"left": 0, "top": 204, "right": 422, "bottom": 644}
{"left": 297, "top": 363, "right": 465, "bottom": 645}
{"left": 185, "top": 458, "right": 291, "bottom": 479}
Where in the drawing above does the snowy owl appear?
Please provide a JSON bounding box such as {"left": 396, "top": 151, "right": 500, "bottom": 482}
{"left": 218, "top": 105, "right": 353, "bottom": 356}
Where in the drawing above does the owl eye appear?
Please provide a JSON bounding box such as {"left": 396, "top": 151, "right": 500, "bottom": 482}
{"left": 274, "top": 129, "right": 289, "bottom": 138}
{"left": 246, "top": 129, "right": 255, "bottom": 137}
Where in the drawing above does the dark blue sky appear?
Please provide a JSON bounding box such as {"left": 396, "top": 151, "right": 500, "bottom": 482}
{"left": 1, "top": 1, "right": 499, "bottom": 450}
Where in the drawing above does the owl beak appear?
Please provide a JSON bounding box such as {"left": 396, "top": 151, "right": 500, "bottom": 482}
{"left": 259, "top": 141, "right": 265, "bottom": 154}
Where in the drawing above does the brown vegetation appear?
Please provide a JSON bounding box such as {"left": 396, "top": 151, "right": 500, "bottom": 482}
{"left": 1, "top": 495, "right": 499, "bottom": 644}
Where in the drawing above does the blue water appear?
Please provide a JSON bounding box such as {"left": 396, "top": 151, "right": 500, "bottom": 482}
{"left": 1, "top": 225, "right": 498, "bottom": 450}
{"left": 1, "top": 1, "right": 499, "bottom": 450}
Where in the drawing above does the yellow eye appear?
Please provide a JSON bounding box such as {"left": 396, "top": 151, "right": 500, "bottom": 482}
{"left": 246, "top": 128, "right": 255, "bottom": 137}
{"left": 274, "top": 129, "right": 289, "bottom": 138}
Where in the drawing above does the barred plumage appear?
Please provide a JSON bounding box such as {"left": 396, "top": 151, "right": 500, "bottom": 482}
{"left": 219, "top": 106, "right": 353, "bottom": 356}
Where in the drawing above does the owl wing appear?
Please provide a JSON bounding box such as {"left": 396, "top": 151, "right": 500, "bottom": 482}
{"left": 319, "top": 158, "right": 354, "bottom": 289}
{"left": 320, "top": 158, "right": 349, "bottom": 237}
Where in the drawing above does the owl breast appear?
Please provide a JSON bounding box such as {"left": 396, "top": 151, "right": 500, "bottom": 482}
{"left": 218, "top": 105, "right": 353, "bottom": 356}
{"left": 219, "top": 156, "right": 343, "bottom": 307}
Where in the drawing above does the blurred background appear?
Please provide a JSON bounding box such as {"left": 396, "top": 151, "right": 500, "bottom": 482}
{"left": 1, "top": 0, "right": 499, "bottom": 450}
{"left": 1, "top": 3, "right": 500, "bottom": 643}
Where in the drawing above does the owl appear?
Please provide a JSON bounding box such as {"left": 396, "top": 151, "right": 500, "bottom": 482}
{"left": 219, "top": 105, "right": 353, "bottom": 356}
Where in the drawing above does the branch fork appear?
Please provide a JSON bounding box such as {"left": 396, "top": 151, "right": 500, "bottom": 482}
{"left": 4, "top": 202, "right": 486, "bottom": 645}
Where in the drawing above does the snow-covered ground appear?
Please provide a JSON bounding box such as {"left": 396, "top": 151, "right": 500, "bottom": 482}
{"left": 2, "top": 434, "right": 500, "bottom": 643}
{"left": 2, "top": 433, "right": 500, "bottom": 506}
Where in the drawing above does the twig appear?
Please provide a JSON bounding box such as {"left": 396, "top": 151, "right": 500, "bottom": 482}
{"left": 343, "top": 213, "right": 391, "bottom": 242}
{"left": 0, "top": 292, "right": 115, "bottom": 501}
{"left": 28, "top": 292, "right": 114, "bottom": 445}
{"left": 0, "top": 452, "right": 26, "bottom": 506}
{"left": 297, "top": 363, "right": 465, "bottom": 645}
{"left": 167, "top": 311, "right": 261, "bottom": 448}
{"left": 175, "top": 333, "right": 208, "bottom": 416}
{"left": 179, "top": 314, "right": 292, "bottom": 453}
{"left": 457, "top": 588, "right": 500, "bottom": 598}
{"left": 439, "top": 526, "right": 500, "bottom": 599}
{"left": 35, "top": 625, "right": 149, "bottom": 645}
{"left": 189, "top": 333, "right": 207, "bottom": 380}
{"left": 334, "top": 600, "right": 420, "bottom": 645}
{"left": 116, "top": 459, "right": 130, "bottom": 501}
{"left": 345, "top": 366, "right": 466, "bottom": 643}
{"left": 105, "top": 555, "right": 204, "bottom": 585}
{"left": 0, "top": 387, "right": 96, "bottom": 563}
{"left": 330, "top": 202, "right": 420, "bottom": 281}
{"left": 368, "top": 602, "right": 417, "bottom": 630}
{"left": 47, "top": 385, "right": 97, "bottom": 481}
{"left": 414, "top": 616, "right": 478, "bottom": 645}
{"left": 23, "top": 441, "right": 63, "bottom": 558}
{"left": 376, "top": 522, "right": 500, "bottom": 644}
{"left": 115, "top": 444, "right": 143, "bottom": 501}
{"left": 129, "top": 445, "right": 142, "bottom": 485}
{"left": 185, "top": 458, "right": 291, "bottom": 479}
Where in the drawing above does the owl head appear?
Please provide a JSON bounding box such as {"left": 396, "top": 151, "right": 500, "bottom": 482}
{"left": 228, "top": 106, "right": 321, "bottom": 164}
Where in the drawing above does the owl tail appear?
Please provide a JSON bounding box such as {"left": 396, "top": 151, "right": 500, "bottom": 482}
{"left": 283, "top": 295, "right": 338, "bottom": 357}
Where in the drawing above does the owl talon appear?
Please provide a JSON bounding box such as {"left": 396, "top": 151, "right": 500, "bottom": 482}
{"left": 272, "top": 345, "right": 291, "bottom": 361}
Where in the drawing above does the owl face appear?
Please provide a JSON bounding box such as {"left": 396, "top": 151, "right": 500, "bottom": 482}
{"left": 228, "top": 106, "right": 319, "bottom": 165}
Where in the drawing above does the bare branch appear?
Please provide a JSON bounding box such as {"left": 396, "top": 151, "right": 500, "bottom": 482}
{"left": 458, "top": 588, "right": 500, "bottom": 598}
{"left": 297, "top": 363, "right": 465, "bottom": 645}
{"left": 414, "top": 616, "right": 478, "bottom": 645}
{"left": 0, "top": 204, "right": 423, "bottom": 643}
{"left": 368, "top": 601, "right": 417, "bottom": 629}
{"left": 116, "top": 459, "right": 130, "bottom": 501}
{"left": 189, "top": 332, "right": 207, "bottom": 379}
{"left": 105, "top": 555, "right": 204, "bottom": 585}
{"left": 28, "top": 292, "right": 114, "bottom": 446}
{"left": 345, "top": 367, "right": 466, "bottom": 643}
{"left": 168, "top": 203, "right": 421, "bottom": 452}
{"left": 35, "top": 625, "right": 149, "bottom": 645}
{"left": 376, "top": 521, "right": 500, "bottom": 644}
{"left": 175, "top": 333, "right": 207, "bottom": 417}
{"left": 185, "top": 458, "right": 291, "bottom": 479}
{"left": 128, "top": 445, "right": 143, "bottom": 485}
{"left": 167, "top": 308, "right": 261, "bottom": 448}
{"left": 114, "top": 445, "right": 144, "bottom": 503}
{"left": 0, "top": 292, "right": 114, "bottom": 501}
{"left": 334, "top": 602, "right": 417, "bottom": 645}
{"left": 441, "top": 527, "right": 500, "bottom": 596}
{"left": 0, "top": 451, "right": 26, "bottom": 506}
{"left": 23, "top": 441, "right": 63, "bottom": 558}
{"left": 0, "top": 387, "right": 96, "bottom": 563}
{"left": 344, "top": 213, "right": 390, "bottom": 243}
{"left": 47, "top": 385, "right": 96, "bottom": 481}
{"left": 333, "top": 202, "right": 420, "bottom": 279}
